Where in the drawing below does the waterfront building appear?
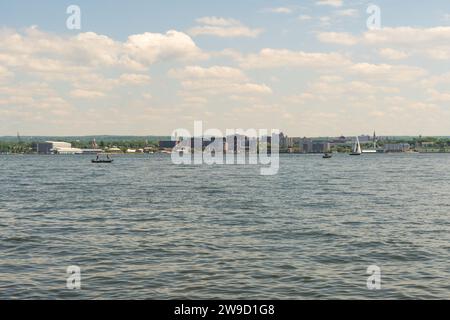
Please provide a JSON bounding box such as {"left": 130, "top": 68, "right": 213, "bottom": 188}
{"left": 420, "top": 142, "right": 435, "bottom": 148}
{"left": 106, "top": 147, "right": 122, "bottom": 153}
{"left": 32, "top": 141, "right": 103, "bottom": 155}
{"left": 54, "top": 147, "right": 83, "bottom": 155}
{"left": 330, "top": 136, "right": 348, "bottom": 144}
{"left": 299, "top": 138, "right": 330, "bottom": 153}
{"left": 32, "top": 142, "right": 53, "bottom": 154}
{"left": 79, "top": 149, "right": 103, "bottom": 155}
{"left": 300, "top": 138, "right": 313, "bottom": 153}
{"left": 384, "top": 143, "right": 411, "bottom": 153}
{"left": 279, "top": 132, "right": 288, "bottom": 149}
{"left": 286, "top": 137, "right": 302, "bottom": 148}
{"left": 32, "top": 141, "right": 77, "bottom": 154}
{"left": 313, "top": 142, "right": 331, "bottom": 153}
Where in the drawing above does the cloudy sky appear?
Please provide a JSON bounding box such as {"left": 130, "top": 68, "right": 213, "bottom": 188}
{"left": 1, "top": 0, "right": 450, "bottom": 136}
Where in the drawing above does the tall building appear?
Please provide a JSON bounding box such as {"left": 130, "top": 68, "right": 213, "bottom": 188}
{"left": 299, "top": 138, "right": 330, "bottom": 153}
{"left": 279, "top": 132, "right": 288, "bottom": 149}
{"left": 300, "top": 138, "right": 313, "bottom": 153}
{"left": 286, "top": 137, "right": 301, "bottom": 148}
{"left": 312, "top": 142, "right": 331, "bottom": 153}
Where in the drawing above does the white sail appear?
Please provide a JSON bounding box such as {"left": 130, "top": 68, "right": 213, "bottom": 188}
{"left": 353, "top": 137, "right": 362, "bottom": 154}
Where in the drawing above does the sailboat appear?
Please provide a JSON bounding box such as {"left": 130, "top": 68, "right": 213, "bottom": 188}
{"left": 350, "top": 137, "right": 362, "bottom": 156}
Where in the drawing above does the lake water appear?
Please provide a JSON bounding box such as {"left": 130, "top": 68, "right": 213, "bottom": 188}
{"left": 0, "top": 154, "right": 449, "bottom": 299}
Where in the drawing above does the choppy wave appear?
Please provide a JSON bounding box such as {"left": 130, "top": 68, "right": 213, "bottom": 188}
{"left": 0, "top": 153, "right": 449, "bottom": 299}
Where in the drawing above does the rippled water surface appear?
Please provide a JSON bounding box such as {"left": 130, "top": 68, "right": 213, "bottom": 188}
{"left": 0, "top": 154, "right": 449, "bottom": 299}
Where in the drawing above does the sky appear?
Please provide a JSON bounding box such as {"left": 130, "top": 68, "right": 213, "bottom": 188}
{"left": 1, "top": 0, "right": 450, "bottom": 136}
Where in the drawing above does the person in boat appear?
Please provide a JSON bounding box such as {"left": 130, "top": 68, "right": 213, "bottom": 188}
{"left": 96, "top": 154, "right": 99, "bottom": 161}
{"left": 106, "top": 154, "right": 110, "bottom": 160}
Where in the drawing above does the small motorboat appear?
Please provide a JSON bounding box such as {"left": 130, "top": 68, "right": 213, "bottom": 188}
{"left": 92, "top": 154, "right": 113, "bottom": 163}
{"left": 92, "top": 159, "right": 113, "bottom": 163}
{"left": 323, "top": 153, "right": 332, "bottom": 159}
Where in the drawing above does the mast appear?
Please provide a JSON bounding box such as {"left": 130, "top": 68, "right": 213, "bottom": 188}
{"left": 373, "top": 131, "right": 377, "bottom": 149}
{"left": 356, "top": 137, "right": 361, "bottom": 154}
{"left": 91, "top": 138, "right": 98, "bottom": 149}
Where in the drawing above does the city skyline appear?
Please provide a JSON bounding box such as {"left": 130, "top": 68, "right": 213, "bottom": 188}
{"left": 1, "top": 1, "right": 450, "bottom": 136}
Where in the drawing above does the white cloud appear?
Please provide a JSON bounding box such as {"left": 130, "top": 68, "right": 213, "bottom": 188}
{"left": 0, "top": 82, "right": 57, "bottom": 98}
{"left": 239, "top": 48, "right": 352, "bottom": 69}
{"left": 70, "top": 89, "right": 106, "bottom": 99}
{"left": 0, "top": 27, "right": 210, "bottom": 134}
{"left": 179, "top": 95, "right": 208, "bottom": 105}
{"left": 119, "top": 73, "right": 151, "bottom": 85}
{"left": 420, "top": 72, "right": 450, "bottom": 87}
{"left": 427, "top": 89, "right": 450, "bottom": 102}
{"left": 424, "top": 47, "right": 450, "bottom": 60}
{"left": 336, "top": 9, "right": 358, "bottom": 17}
{"left": 0, "top": 82, "right": 73, "bottom": 119}
{"left": 320, "top": 27, "right": 450, "bottom": 47}
{"left": 363, "top": 26, "right": 450, "bottom": 45}
{"left": 169, "top": 65, "right": 247, "bottom": 80}
{"left": 284, "top": 92, "right": 319, "bottom": 104}
{"left": 0, "top": 65, "right": 12, "bottom": 80}
{"left": 195, "top": 16, "right": 240, "bottom": 27}
{"left": 0, "top": 28, "right": 207, "bottom": 77}
{"left": 319, "top": 16, "right": 332, "bottom": 26}
{"left": 349, "top": 63, "right": 427, "bottom": 82}
{"left": 73, "top": 32, "right": 124, "bottom": 67}
{"left": 189, "top": 17, "right": 263, "bottom": 38}
{"left": 363, "top": 27, "right": 450, "bottom": 60}
{"left": 316, "top": 27, "right": 450, "bottom": 61}
{"left": 316, "top": 0, "right": 343, "bottom": 8}
{"left": 125, "top": 30, "right": 208, "bottom": 65}
{"left": 1, "top": 22, "right": 450, "bottom": 136}
{"left": 286, "top": 76, "right": 399, "bottom": 105}
{"left": 262, "top": 7, "right": 293, "bottom": 14}
{"left": 317, "top": 32, "right": 358, "bottom": 46}
{"left": 169, "top": 65, "right": 272, "bottom": 99}
{"left": 378, "top": 48, "right": 409, "bottom": 60}
{"left": 298, "top": 15, "right": 312, "bottom": 21}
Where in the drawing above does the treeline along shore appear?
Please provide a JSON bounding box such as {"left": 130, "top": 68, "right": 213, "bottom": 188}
{"left": 0, "top": 136, "right": 165, "bottom": 154}
{"left": 2, "top": 134, "right": 450, "bottom": 155}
